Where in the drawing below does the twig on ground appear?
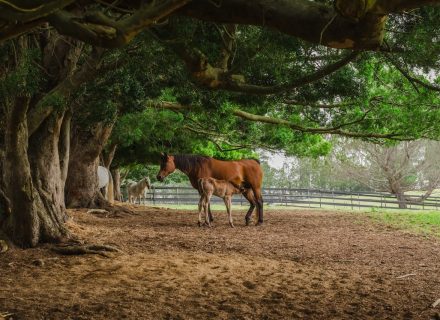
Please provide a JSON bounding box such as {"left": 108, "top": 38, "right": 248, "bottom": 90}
{"left": 396, "top": 273, "right": 416, "bottom": 279}
{"left": 432, "top": 298, "right": 440, "bottom": 308}
{"left": 51, "top": 244, "right": 121, "bottom": 258}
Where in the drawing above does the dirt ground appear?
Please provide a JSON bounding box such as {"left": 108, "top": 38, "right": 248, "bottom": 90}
{"left": 1, "top": 205, "right": 440, "bottom": 320}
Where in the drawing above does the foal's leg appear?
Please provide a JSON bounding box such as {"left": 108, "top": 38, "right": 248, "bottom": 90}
{"left": 208, "top": 202, "right": 214, "bottom": 223}
{"left": 224, "top": 196, "right": 234, "bottom": 228}
{"left": 205, "top": 195, "right": 212, "bottom": 227}
{"left": 198, "top": 196, "right": 204, "bottom": 227}
{"left": 198, "top": 186, "right": 214, "bottom": 222}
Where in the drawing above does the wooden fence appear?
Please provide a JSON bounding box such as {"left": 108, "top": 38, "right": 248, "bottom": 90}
{"left": 129, "top": 186, "right": 440, "bottom": 211}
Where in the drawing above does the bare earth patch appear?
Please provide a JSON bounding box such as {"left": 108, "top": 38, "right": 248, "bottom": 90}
{"left": 1, "top": 206, "right": 439, "bottom": 319}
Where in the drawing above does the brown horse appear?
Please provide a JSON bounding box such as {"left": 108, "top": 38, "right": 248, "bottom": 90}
{"left": 156, "top": 153, "right": 264, "bottom": 225}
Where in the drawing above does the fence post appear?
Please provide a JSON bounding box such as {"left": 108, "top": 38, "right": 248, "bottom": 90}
{"left": 319, "top": 190, "right": 322, "bottom": 208}
{"left": 351, "top": 194, "right": 353, "bottom": 210}
{"left": 307, "top": 189, "right": 310, "bottom": 208}
{"left": 152, "top": 186, "right": 155, "bottom": 205}
{"left": 332, "top": 191, "right": 335, "bottom": 208}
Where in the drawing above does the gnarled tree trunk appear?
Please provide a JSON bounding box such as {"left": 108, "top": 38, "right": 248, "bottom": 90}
{"left": 1, "top": 97, "right": 69, "bottom": 247}
{"left": 65, "top": 122, "right": 114, "bottom": 208}
{"left": 111, "top": 168, "right": 122, "bottom": 201}
{"left": 0, "top": 33, "right": 103, "bottom": 247}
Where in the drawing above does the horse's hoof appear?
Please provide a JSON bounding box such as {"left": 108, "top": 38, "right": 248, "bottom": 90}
{"left": 230, "top": 223, "right": 235, "bottom": 228}
{"left": 255, "top": 221, "right": 263, "bottom": 226}
{"left": 245, "top": 219, "right": 250, "bottom": 226}
{"left": 198, "top": 221, "right": 202, "bottom": 227}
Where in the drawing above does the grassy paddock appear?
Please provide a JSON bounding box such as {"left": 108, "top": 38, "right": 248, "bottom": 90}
{"left": 365, "top": 209, "right": 440, "bottom": 238}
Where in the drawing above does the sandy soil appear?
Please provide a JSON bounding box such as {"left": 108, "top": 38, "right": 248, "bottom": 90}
{"left": 0, "top": 205, "right": 439, "bottom": 320}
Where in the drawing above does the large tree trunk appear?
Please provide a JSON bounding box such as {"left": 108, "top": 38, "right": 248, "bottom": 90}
{"left": 0, "top": 33, "right": 103, "bottom": 247}
{"left": 395, "top": 192, "right": 408, "bottom": 209}
{"left": 111, "top": 168, "right": 122, "bottom": 201}
{"left": 65, "top": 122, "right": 114, "bottom": 208}
{"left": 1, "top": 97, "right": 68, "bottom": 247}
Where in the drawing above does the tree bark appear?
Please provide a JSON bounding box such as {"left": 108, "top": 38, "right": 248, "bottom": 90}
{"left": 65, "top": 122, "right": 114, "bottom": 208}
{"left": 1, "top": 97, "right": 68, "bottom": 247}
{"left": 111, "top": 168, "right": 122, "bottom": 201}
{"left": 0, "top": 33, "right": 103, "bottom": 247}
{"left": 395, "top": 192, "right": 408, "bottom": 209}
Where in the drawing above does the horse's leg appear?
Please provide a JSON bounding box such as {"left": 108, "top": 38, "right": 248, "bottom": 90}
{"left": 224, "top": 196, "right": 234, "bottom": 228}
{"left": 252, "top": 187, "right": 264, "bottom": 225}
{"left": 198, "top": 185, "right": 214, "bottom": 223}
{"left": 242, "top": 189, "right": 256, "bottom": 226}
{"left": 205, "top": 196, "right": 212, "bottom": 227}
{"left": 198, "top": 197, "right": 204, "bottom": 227}
{"left": 208, "top": 202, "right": 214, "bottom": 223}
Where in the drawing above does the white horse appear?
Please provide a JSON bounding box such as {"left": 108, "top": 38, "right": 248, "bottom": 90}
{"left": 127, "top": 177, "right": 151, "bottom": 204}
{"left": 98, "top": 166, "right": 114, "bottom": 202}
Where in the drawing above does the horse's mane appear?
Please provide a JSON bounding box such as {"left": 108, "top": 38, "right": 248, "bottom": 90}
{"left": 174, "top": 154, "right": 210, "bottom": 172}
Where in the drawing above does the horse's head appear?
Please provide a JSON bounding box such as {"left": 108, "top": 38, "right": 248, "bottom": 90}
{"left": 157, "top": 153, "right": 175, "bottom": 182}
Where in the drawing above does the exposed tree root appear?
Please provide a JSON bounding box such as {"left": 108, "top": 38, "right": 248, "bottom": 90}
{"left": 0, "top": 240, "right": 8, "bottom": 253}
{"left": 51, "top": 244, "right": 121, "bottom": 258}
{"left": 92, "top": 193, "right": 136, "bottom": 217}
{"left": 0, "top": 312, "right": 14, "bottom": 320}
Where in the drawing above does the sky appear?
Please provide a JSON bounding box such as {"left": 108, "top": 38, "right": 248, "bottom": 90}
{"left": 261, "top": 151, "right": 286, "bottom": 170}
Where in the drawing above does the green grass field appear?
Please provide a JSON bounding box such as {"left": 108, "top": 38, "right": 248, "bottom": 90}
{"left": 365, "top": 209, "right": 440, "bottom": 238}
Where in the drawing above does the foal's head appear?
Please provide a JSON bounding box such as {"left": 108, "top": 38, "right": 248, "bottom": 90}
{"left": 156, "top": 153, "right": 175, "bottom": 182}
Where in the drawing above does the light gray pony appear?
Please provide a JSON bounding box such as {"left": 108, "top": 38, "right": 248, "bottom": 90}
{"left": 127, "top": 177, "right": 151, "bottom": 204}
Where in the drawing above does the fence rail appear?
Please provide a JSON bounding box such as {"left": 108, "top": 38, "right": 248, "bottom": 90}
{"left": 128, "top": 186, "right": 440, "bottom": 211}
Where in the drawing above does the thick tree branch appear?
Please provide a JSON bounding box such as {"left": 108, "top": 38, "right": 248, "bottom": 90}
{"left": 179, "top": 0, "right": 377, "bottom": 50}
{"left": 27, "top": 48, "right": 105, "bottom": 136}
{"left": 0, "top": 0, "right": 75, "bottom": 23}
{"left": 47, "top": 0, "right": 190, "bottom": 48}
{"left": 1, "top": 0, "right": 439, "bottom": 50}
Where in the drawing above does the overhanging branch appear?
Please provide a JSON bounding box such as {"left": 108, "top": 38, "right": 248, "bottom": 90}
{"left": 0, "top": 0, "right": 75, "bottom": 23}
{"left": 161, "top": 35, "right": 360, "bottom": 94}
{"left": 145, "top": 100, "right": 405, "bottom": 139}
{"left": 384, "top": 53, "right": 440, "bottom": 92}
{"left": 47, "top": 0, "right": 190, "bottom": 48}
